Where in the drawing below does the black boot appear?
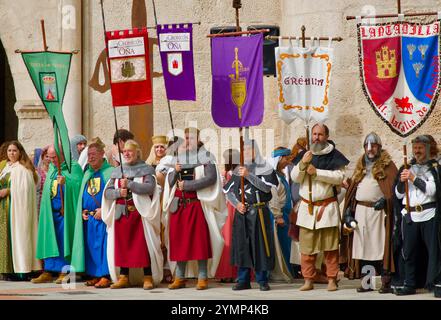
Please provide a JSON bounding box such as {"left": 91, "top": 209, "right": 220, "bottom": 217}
{"left": 232, "top": 282, "right": 251, "bottom": 291}
{"left": 259, "top": 282, "right": 270, "bottom": 291}
{"left": 395, "top": 286, "right": 416, "bottom": 296}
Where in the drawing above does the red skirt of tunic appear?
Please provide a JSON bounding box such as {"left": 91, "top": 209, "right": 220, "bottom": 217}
{"left": 169, "top": 189, "right": 212, "bottom": 261}
{"left": 115, "top": 198, "right": 150, "bottom": 268}
{"left": 215, "top": 201, "right": 237, "bottom": 279}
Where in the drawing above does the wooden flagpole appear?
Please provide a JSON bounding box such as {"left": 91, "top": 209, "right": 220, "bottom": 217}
{"left": 234, "top": 0, "right": 246, "bottom": 206}
{"left": 99, "top": 0, "right": 129, "bottom": 213}
{"left": 151, "top": 0, "right": 176, "bottom": 138}
{"left": 300, "top": 25, "right": 314, "bottom": 215}
{"left": 40, "top": 19, "right": 64, "bottom": 216}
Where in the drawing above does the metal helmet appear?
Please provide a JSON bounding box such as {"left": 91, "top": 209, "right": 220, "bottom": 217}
{"left": 363, "top": 132, "right": 382, "bottom": 151}
{"left": 411, "top": 135, "right": 431, "bottom": 145}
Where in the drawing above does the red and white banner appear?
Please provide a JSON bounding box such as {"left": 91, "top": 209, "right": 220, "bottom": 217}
{"left": 106, "top": 28, "right": 152, "bottom": 107}
{"left": 358, "top": 20, "right": 441, "bottom": 137}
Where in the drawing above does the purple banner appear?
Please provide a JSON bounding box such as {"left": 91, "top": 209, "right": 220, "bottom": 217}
{"left": 157, "top": 23, "right": 196, "bottom": 101}
{"left": 211, "top": 34, "right": 264, "bottom": 127}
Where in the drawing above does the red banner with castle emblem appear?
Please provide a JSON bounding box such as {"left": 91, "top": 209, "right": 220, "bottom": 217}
{"left": 106, "top": 28, "right": 152, "bottom": 107}
{"left": 358, "top": 20, "right": 441, "bottom": 137}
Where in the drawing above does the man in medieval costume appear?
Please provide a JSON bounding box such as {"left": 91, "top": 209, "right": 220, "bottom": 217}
{"left": 71, "top": 138, "right": 113, "bottom": 288}
{"left": 102, "top": 140, "right": 163, "bottom": 290}
{"left": 341, "top": 132, "right": 398, "bottom": 293}
{"left": 224, "top": 139, "right": 279, "bottom": 291}
{"left": 70, "top": 134, "right": 87, "bottom": 162}
{"left": 162, "top": 127, "right": 225, "bottom": 290}
{"left": 268, "top": 147, "right": 295, "bottom": 283}
{"left": 393, "top": 135, "right": 441, "bottom": 296}
{"left": 31, "top": 145, "right": 83, "bottom": 284}
{"left": 291, "top": 123, "right": 349, "bottom": 292}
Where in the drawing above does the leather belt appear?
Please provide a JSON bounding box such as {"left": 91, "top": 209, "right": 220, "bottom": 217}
{"left": 127, "top": 205, "right": 136, "bottom": 212}
{"left": 357, "top": 200, "right": 376, "bottom": 208}
{"left": 301, "top": 196, "right": 338, "bottom": 221}
{"left": 179, "top": 198, "right": 199, "bottom": 206}
{"left": 409, "top": 202, "right": 437, "bottom": 213}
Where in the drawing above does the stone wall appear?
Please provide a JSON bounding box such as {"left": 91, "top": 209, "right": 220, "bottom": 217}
{"left": 2, "top": 0, "right": 441, "bottom": 171}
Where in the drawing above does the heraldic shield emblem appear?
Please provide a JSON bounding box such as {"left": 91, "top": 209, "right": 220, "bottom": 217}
{"left": 358, "top": 20, "right": 441, "bottom": 137}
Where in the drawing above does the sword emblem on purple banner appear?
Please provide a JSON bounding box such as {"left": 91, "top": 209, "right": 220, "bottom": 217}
{"left": 157, "top": 23, "right": 196, "bottom": 101}
{"left": 211, "top": 34, "right": 264, "bottom": 127}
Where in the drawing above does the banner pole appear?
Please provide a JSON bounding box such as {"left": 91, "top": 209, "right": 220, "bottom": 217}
{"left": 151, "top": 0, "right": 176, "bottom": 137}
{"left": 99, "top": 0, "right": 128, "bottom": 215}
{"left": 99, "top": 0, "right": 124, "bottom": 173}
{"left": 232, "top": 0, "right": 245, "bottom": 205}
{"left": 403, "top": 143, "right": 411, "bottom": 214}
{"left": 41, "top": 19, "right": 65, "bottom": 214}
{"left": 301, "top": 25, "right": 314, "bottom": 215}
{"left": 40, "top": 20, "right": 48, "bottom": 51}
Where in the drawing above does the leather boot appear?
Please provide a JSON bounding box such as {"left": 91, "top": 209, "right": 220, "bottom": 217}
{"left": 299, "top": 279, "right": 314, "bottom": 291}
{"left": 379, "top": 275, "right": 393, "bottom": 294}
{"left": 55, "top": 273, "right": 68, "bottom": 284}
{"left": 168, "top": 277, "right": 186, "bottom": 289}
{"left": 327, "top": 278, "right": 338, "bottom": 291}
{"left": 143, "top": 275, "right": 154, "bottom": 290}
{"left": 196, "top": 279, "right": 208, "bottom": 290}
{"left": 110, "top": 275, "right": 130, "bottom": 289}
{"left": 31, "top": 272, "right": 53, "bottom": 284}
{"left": 94, "top": 277, "right": 111, "bottom": 289}
{"left": 85, "top": 278, "right": 100, "bottom": 286}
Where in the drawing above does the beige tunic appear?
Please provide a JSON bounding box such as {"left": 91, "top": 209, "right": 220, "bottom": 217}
{"left": 352, "top": 172, "right": 386, "bottom": 261}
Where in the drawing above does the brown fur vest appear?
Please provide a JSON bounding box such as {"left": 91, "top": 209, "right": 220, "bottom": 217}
{"left": 352, "top": 150, "right": 392, "bottom": 184}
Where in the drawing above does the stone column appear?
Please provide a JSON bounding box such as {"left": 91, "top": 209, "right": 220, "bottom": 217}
{"left": 61, "top": 0, "right": 82, "bottom": 136}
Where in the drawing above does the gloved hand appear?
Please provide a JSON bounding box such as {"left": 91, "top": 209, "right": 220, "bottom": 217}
{"left": 343, "top": 207, "right": 358, "bottom": 229}
{"left": 374, "top": 197, "right": 386, "bottom": 211}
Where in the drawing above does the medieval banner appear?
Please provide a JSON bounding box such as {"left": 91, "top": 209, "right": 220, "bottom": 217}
{"left": 275, "top": 43, "right": 334, "bottom": 124}
{"left": 211, "top": 34, "right": 264, "bottom": 127}
{"left": 358, "top": 20, "right": 441, "bottom": 137}
{"left": 157, "top": 23, "right": 196, "bottom": 101}
{"left": 106, "top": 28, "right": 152, "bottom": 106}
{"left": 21, "top": 51, "right": 73, "bottom": 171}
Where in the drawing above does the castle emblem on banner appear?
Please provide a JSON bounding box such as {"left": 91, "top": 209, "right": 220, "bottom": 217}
{"left": 376, "top": 46, "right": 397, "bottom": 79}
{"left": 358, "top": 20, "right": 441, "bottom": 137}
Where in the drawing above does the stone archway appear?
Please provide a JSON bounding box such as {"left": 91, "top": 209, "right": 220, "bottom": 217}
{"left": 0, "top": 39, "right": 17, "bottom": 143}
{"left": 0, "top": 1, "right": 54, "bottom": 151}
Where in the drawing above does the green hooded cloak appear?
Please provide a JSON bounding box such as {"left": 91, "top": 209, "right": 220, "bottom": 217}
{"left": 36, "top": 161, "right": 83, "bottom": 263}
{"left": 70, "top": 160, "right": 113, "bottom": 272}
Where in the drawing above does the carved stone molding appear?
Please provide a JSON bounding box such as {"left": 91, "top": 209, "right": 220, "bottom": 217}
{"left": 15, "top": 101, "right": 49, "bottom": 120}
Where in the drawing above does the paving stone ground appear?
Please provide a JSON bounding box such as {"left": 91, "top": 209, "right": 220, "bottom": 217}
{"left": 0, "top": 277, "right": 437, "bottom": 300}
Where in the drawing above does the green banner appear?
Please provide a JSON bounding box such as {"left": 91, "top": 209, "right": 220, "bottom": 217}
{"left": 21, "top": 51, "right": 73, "bottom": 171}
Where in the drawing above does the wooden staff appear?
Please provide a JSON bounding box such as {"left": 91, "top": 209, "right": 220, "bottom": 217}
{"left": 41, "top": 20, "right": 48, "bottom": 51}
{"left": 233, "top": 0, "right": 246, "bottom": 206}
{"left": 301, "top": 25, "right": 314, "bottom": 215}
{"left": 267, "top": 35, "right": 343, "bottom": 42}
{"left": 403, "top": 144, "right": 411, "bottom": 214}
{"left": 41, "top": 19, "right": 65, "bottom": 215}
